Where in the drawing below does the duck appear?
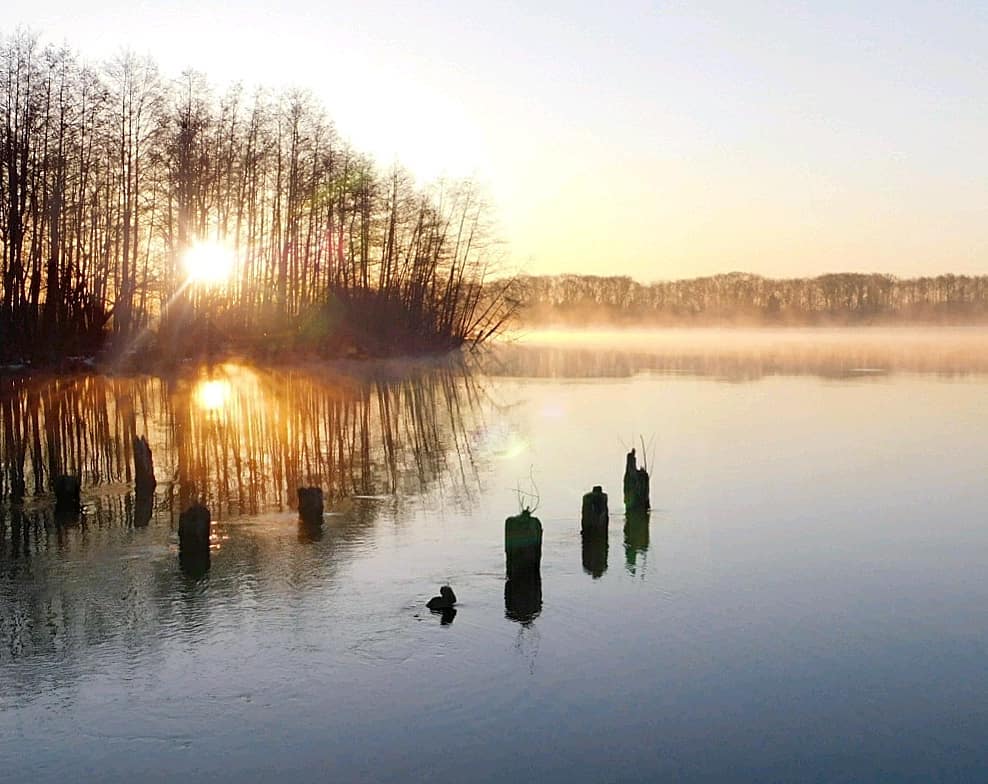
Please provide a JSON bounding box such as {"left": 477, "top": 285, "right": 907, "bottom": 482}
{"left": 426, "top": 585, "right": 457, "bottom": 611}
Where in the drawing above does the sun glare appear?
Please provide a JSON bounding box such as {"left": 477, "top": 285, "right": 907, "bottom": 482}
{"left": 195, "top": 379, "right": 232, "bottom": 412}
{"left": 184, "top": 241, "right": 235, "bottom": 285}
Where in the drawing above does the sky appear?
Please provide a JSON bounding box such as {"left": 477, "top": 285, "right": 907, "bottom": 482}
{"left": 8, "top": 0, "right": 988, "bottom": 281}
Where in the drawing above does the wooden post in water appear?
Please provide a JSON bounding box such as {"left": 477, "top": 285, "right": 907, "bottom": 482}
{"left": 178, "top": 503, "right": 211, "bottom": 576}
{"left": 581, "top": 485, "right": 609, "bottom": 579}
{"left": 623, "top": 448, "right": 650, "bottom": 513}
{"left": 297, "top": 487, "right": 324, "bottom": 526}
{"left": 53, "top": 474, "right": 81, "bottom": 519}
{"left": 505, "top": 508, "right": 543, "bottom": 624}
{"left": 581, "top": 485, "right": 609, "bottom": 535}
{"left": 133, "top": 436, "right": 156, "bottom": 527}
{"left": 505, "top": 508, "right": 542, "bottom": 579}
{"left": 134, "top": 436, "right": 156, "bottom": 494}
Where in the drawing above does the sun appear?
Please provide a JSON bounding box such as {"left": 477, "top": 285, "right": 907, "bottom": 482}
{"left": 183, "top": 241, "right": 235, "bottom": 285}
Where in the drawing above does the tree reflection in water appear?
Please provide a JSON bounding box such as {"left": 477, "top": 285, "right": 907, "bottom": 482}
{"left": 0, "top": 359, "right": 486, "bottom": 515}
{"left": 0, "top": 358, "right": 489, "bottom": 668}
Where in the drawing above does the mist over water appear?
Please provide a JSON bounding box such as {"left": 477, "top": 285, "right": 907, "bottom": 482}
{"left": 2, "top": 329, "right": 988, "bottom": 782}
{"left": 500, "top": 326, "right": 988, "bottom": 376}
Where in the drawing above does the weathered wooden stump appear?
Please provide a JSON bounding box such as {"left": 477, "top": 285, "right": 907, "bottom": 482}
{"left": 178, "top": 503, "right": 211, "bottom": 576}
{"left": 623, "top": 448, "right": 650, "bottom": 513}
{"left": 581, "top": 485, "right": 609, "bottom": 535}
{"left": 133, "top": 435, "right": 156, "bottom": 494}
{"left": 131, "top": 436, "right": 156, "bottom": 527}
{"left": 53, "top": 474, "right": 81, "bottom": 518}
{"left": 505, "top": 508, "right": 543, "bottom": 579}
{"left": 426, "top": 585, "right": 457, "bottom": 611}
{"left": 179, "top": 503, "right": 211, "bottom": 551}
{"left": 297, "top": 487, "right": 324, "bottom": 526}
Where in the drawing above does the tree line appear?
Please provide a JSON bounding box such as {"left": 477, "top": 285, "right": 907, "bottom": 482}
{"left": 0, "top": 30, "right": 512, "bottom": 363}
{"left": 508, "top": 272, "right": 988, "bottom": 326}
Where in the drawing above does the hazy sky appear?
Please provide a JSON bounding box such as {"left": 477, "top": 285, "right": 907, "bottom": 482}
{"left": 10, "top": 1, "right": 988, "bottom": 280}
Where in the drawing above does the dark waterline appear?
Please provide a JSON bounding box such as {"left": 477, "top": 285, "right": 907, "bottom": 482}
{"left": 2, "top": 331, "right": 988, "bottom": 782}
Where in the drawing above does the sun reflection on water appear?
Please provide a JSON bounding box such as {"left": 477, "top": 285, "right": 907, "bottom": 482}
{"left": 195, "top": 378, "right": 233, "bottom": 412}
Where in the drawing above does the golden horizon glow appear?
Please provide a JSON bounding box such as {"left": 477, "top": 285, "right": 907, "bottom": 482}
{"left": 13, "top": 5, "right": 988, "bottom": 280}
{"left": 184, "top": 241, "right": 236, "bottom": 285}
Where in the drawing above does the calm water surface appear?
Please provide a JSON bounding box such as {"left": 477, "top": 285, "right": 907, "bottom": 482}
{"left": 2, "top": 329, "right": 988, "bottom": 782}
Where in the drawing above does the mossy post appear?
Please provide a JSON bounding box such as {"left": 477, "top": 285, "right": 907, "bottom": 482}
{"left": 623, "top": 448, "right": 650, "bottom": 513}
{"left": 505, "top": 508, "right": 543, "bottom": 624}
{"left": 505, "top": 508, "right": 543, "bottom": 579}
{"left": 179, "top": 503, "right": 211, "bottom": 577}
{"left": 581, "top": 485, "right": 609, "bottom": 535}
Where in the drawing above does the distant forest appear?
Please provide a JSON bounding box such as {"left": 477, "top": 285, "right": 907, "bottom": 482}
{"left": 509, "top": 273, "right": 988, "bottom": 326}
{"left": 0, "top": 31, "right": 511, "bottom": 364}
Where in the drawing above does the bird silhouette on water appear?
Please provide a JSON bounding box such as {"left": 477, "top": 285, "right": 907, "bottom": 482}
{"left": 426, "top": 585, "right": 457, "bottom": 610}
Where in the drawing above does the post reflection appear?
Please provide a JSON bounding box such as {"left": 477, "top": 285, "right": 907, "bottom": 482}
{"left": 134, "top": 489, "right": 154, "bottom": 528}
{"left": 624, "top": 510, "right": 650, "bottom": 575}
{"left": 504, "top": 574, "right": 542, "bottom": 625}
{"left": 582, "top": 531, "right": 609, "bottom": 579}
{"left": 297, "top": 518, "right": 324, "bottom": 544}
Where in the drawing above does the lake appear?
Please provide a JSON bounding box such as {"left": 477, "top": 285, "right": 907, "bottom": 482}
{"left": 2, "top": 329, "right": 988, "bottom": 783}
